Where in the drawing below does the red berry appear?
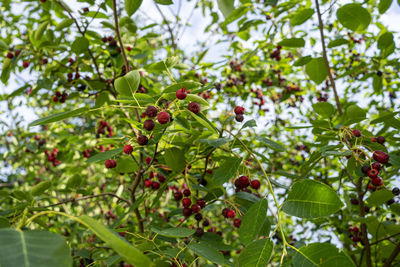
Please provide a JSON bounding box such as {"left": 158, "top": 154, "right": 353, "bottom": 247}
{"left": 371, "top": 162, "right": 381, "bottom": 171}
{"left": 352, "top": 129, "right": 361, "bottom": 137}
{"left": 145, "top": 106, "right": 158, "bottom": 117}
{"left": 195, "top": 213, "right": 203, "bottom": 221}
{"left": 183, "top": 189, "right": 191, "bottom": 196}
{"left": 182, "top": 198, "right": 191, "bottom": 208}
{"left": 235, "top": 114, "right": 244, "bottom": 122}
{"left": 143, "top": 119, "right": 155, "bottom": 131}
{"left": 144, "top": 179, "right": 152, "bottom": 187}
{"left": 377, "top": 136, "right": 385, "bottom": 144}
{"left": 157, "top": 111, "right": 170, "bottom": 124}
{"left": 233, "top": 218, "right": 241, "bottom": 227}
{"left": 83, "top": 7, "right": 89, "bottom": 12}
{"left": 151, "top": 181, "right": 160, "bottom": 190}
{"left": 361, "top": 165, "right": 371, "bottom": 174}
{"left": 367, "top": 169, "right": 379, "bottom": 179}
{"left": 145, "top": 156, "right": 152, "bottom": 164}
{"left": 6, "top": 52, "right": 13, "bottom": 59}
{"left": 191, "top": 204, "right": 201, "bottom": 213}
{"left": 371, "top": 177, "right": 383, "bottom": 186}
{"left": 227, "top": 209, "right": 236, "bottom": 218}
{"left": 234, "top": 106, "right": 245, "bottom": 115}
{"left": 188, "top": 102, "right": 200, "bottom": 114}
{"left": 123, "top": 145, "right": 133, "bottom": 154}
{"left": 176, "top": 88, "right": 187, "bottom": 100}
{"left": 373, "top": 150, "right": 389, "bottom": 164}
{"left": 22, "top": 61, "right": 29, "bottom": 68}
{"left": 250, "top": 179, "right": 261, "bottom": 190}
{"left": 68, "top": 57, "right": 74, "bottom": 63}
{"left": 52, "top": 96, "right": 58, "bottom": 102}
{"left": 158, "top": 174, "right": 166, "bottom": 183}
{"left": 196, "top": 199, "right": 206, "bottom": 208}
{"left": 137, "top": 135, "right": 148, "bottom": 145}
{"left": 174, "top": 191, "right": 183, "bottom": 201}
{"left": 126, "top": 46, "right": 132, "bottom": 51}
{"left": 353, "top": 226, "right": 359, "bottom": 232}
{"left": 238, "top": 176, "right": 250, "bottom": 188}
{"left": 222, "top": 208, "right": 229, "bottom": 217}
{"left": 182, "top": 207, "right": 192, "bottom": 217}
{"left": 195, "top": 227, "right": 204, "bottom": 236}
{"left": 104, "top": 159, "right": 116, "bottom": 169}
{"left": 371, "top": 137, "right": 377, "bottom": 142}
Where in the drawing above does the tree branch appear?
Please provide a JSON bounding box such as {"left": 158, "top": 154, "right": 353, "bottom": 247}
{"left": 154, "top": 3, "right": 177, "bottom": 52}
{"left": 383, "top": 242, "right": 400, "bottom": 267}
{"left": 356, "top": 177, "right": 372, "bottom": 267}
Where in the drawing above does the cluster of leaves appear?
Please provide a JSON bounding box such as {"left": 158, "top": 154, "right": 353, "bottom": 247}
{"left": 0, "top": 0, "right": 400, "bottom": 266}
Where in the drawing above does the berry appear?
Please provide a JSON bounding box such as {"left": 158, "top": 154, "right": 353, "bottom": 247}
{"left": 352, "top": 129, "right": 361, "bottom": 137}
{"left": 352, "top": 236, "right": 361, "bottom": 242}
{"left": 203, "top": 219, "right": 210, "bottom": 227}
{"left": 373, "top": 150, "right": 389, "bottom": 164}
{"left": 350, "top": 198, "right": 359, "bottom": 205}
{"left": 227, "top": 209, "right": 236, "bottom": 218}
{"left": 104, "top": 159, "right": 116, "bottom": 169}
{"left": 123, "top": 145, "right": 133, "bottom": 154}
{"left": 233, "top": 218, "right": 241, "bottom": 228}
{"left": 361, "top": 165, "right": 371, "bottom": 175}
{"left": 371, "top": 177, "right": 383, "bottom": 187}
{"left": 144, "top": 179, "right": 152, "bottom": 187}
{"left": 387, "top": 199, "right": 395, "bottom": 205}
{"left": 145, "top": 106, "right": 158, "bottom": 117}
{"left": 371, "top": 137, "right": 377, "bottom": 142}
{"left": 143, "top": 119, "right": 155, "bottom": 131}
{"left": 183, "top": 189, "right": 191, "bottom": 196}
{"left": 137, "top": 135, "right": 148, "bottom": 145}
{"left": 126, "top": 46, "right": 132, "bottom": 51}
{"left": 83, "top": 7, "right": 89, "bottom": 12}
{"left": 196, "top": 199, "right": 206, "bottom": 209}
{"left": 250, "top": 179, "right": 261, "bottom": 190}
{"left": 222, "top": 208, "right": 229, "bottom": 217}
{"left": 195, "top": 228, "right": 204, "bottom": 236}
{"left": 234, "top": 106, "right": 245, "bottom": 115}
{"left": 68, "top": 57, "right": 74, "bottom": 63}
{"left": 191, "top": 204, "right": 201, "bottom": 213}
{"left": 174, "top": 191, "right": 183, "bottom": 201}
{"left": 392, "top": 187, "right": 400, "bottom": 195}
{"left": 158, "top": 174, "right": 166, "bottom": 183}
{"left": 176, "top": 88, "right": 187, "bottom": 100}
{"left": 182, "top": 207, "right": 192, "bottom": 217}
{"left": 182, "top": 198, "right": 191, "bottom": 208}
{"left": 52, "top": 96, "right": 58, "bottom": 102}
{"left": 353, "top": 227, "right": 359, "bottom": 232}
{"left": 377, "top": 136, "right": 386, "bottom": 144}
{"left": 371, "top": 162, "right": 381, "bottom": 171}
{"left": 188, "top": 102, "right": 200, "bottom": 114}
{"left": 238, "top": 176, "right": 250, "bottom": 188}
{"left": 151, "top": 181, "right": 160, "bottom": 190}
{"left": 367, "top": 169, "right": 379, "bottom": 179}
{"left": 157, "top": 111, "right": 170, "bottom": 124}
{"left": 22, "top": 61, "right": 29, "bottom": 68}
{"left": 6, "top": 52, "right": 13, "bottom": 59}
{"left": 145, "top": 156, "right": 152, "bottom": 164}
{"left": 235, "top": 114, "right": 244, "bottom": 122}
{"left": 194, "top": 213, "right": 203, "bottom": 221}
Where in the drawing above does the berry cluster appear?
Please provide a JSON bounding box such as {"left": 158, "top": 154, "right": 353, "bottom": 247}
{"left": 270, "top": 45, "right": 282, "bottom": 61}
{"left": 45, "top": 148, "right": 61, "bottom": 167}
{"left": 52, "top": 91, "right": 68, "bottom": 103}
{"left": 222, "top": 208, "right": 242, "bottom": 228}
{"left": 234, "top": 106, "right": 245, "bottom": 122}
{"left": 234, "top": 175, "right": 260, "bottom": 192}
{"left": 144, "top": 171, "right": 166, "bottom": 190}
{"left": 348, "top": 226, "right": 362, "bottom": 246}
{"left": 97, "top": 120, "right": 113, "bottom": 137}
{"left": 104, "top": 159, "right": 117, "bottom": 169}
{"left": 82, "top": 148, "right": 92, "bottom": 158}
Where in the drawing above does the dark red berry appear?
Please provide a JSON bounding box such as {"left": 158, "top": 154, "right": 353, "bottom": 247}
{"left": 158, "top": 174, "right": 166, "bottom": 183}
{"left": 145, "top": 156, "right": 152, "bottom": 164}
{"left": 227, "top": 209, "right": 236, "bottom": 218}
{"left": 22, "top": 61, "right": 29, "bottom": 68}
{"left": 361, "top": 165, "right": 371, "bottom": 175}
{"left": 371, "top": 177, "right": 383, "bottom": 186}
{"left": 157, "top": 111, "right": 170, "bottom": 124}
{"left": 145, "top": 106, "right": 158, "bottom": 117}
{"left": 105, "top": 159, "right": 116, "bottom": 169}
{"left": 387, "top": 199, "right": 395, "bottom": 205}
{"left": 233, "top": 218, "right": 241, "bottom": 228}
{"left": 367, "top": 169, "right": 379, "bottom": 179}
{"left": 352, "top": 129, "right": 361, "bottom": 137}
{"left": 83, "top": 7, "right": 89, "bottom": 12}
{"left": 52, "top": 96, "right": 58, "bottom": 102}
{"left": 203, "top": 219, "right": 210, "bottom": 227}
{"left": 191, "top": 204, "right": 201, "bottom": 213}
{"left": 222, "top": 208, "right": 229, "bottom": 218}
{"left": 238, "top": 176, "right": 250, "bottom": 188}
{"left": 188, "top": 102, "right": 200, "bottom": 114}
{"left": 353, "top": 226, "right": 359, "bottom": 232}
{"left": 123, "top": 145, "right": 133, "bottom": 154}
{"left": 194, "top": 213, "right": 203, "bottom": 221}
{"left": 143, "top": 119, "right": 155, "bottom": 131}
{"left": 137, "top": 135, "right": 148, "bottom": 145}
{"left": 250, "top": 179, "right": 261, "bottom": 190}
{"left": 235, "top": 114, "right": 244, "bottom": 122}
{"left": 373, "top": 150, "right": 389, "bottom": 164}
{"left": 182, "top": 198, "right": 191, "bottom": 208}
{"left": 182, "top": 207, "right": 192, "bottom": 217}
{"left": 144, "top": 179, "right": 152, "bottom": 187}
{"left": 196, "top": 199, "right": 206, "bottom": 209}
{"left": 151, "top": 181, "right": 160, "bottom": 190}
{"left": 195, "top": 227, "right": 204, "bottom": 236}
{"left": 377, "top": 136, "right": 385, "bottom": 144}
{"left": 350, "top": 198, "right": 359, "bottom": 205}
{"left": 174, "top": 191, "right": 183, "bottom": 201}
{"left": 176, "top": 88, "right": 187, "bottom": 100}
{"left": 234, "top": 106, "right": 245, "bottom": 115}
{"left": 6, "top": 52, "right": 13, "bottom": 59}
{"left": 392, "top": 187, "right": 400, "bottom": 195}
{"left": 183, "top": 189, "right": 191, "bottom": 196}
{"left": 68, "top": 57, "right": 74, "bottom": 63}
{"left": 371, "top": 162, "right": 381, "bottom": 171}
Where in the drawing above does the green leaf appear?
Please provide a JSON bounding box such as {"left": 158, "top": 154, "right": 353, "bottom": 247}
{"left": 188, "top": 112, "right": 219, "bottom": 134}
{"left": 239, "top": 199, "right": 269, "bottom": 245}
{"left": 151, "top": 227, "right": 195, "bottom": 238}
{"left": 0, "top": 229, "right": 72, "bottom": 267}
{"left": 305, "top": 57, "right": 328, "bottom": 84}
{"left": 217, "top": 0, "right": 235, "bottom": 18}
{"left": 55, "top": 19, "right": 74, "bottom": 31}
{"left": 336, "top": 4, "right": 371, "bottom": 32}
{"left": 29, "top": 107, "right": 90, "bottom": 127}
{"left": 293, "top": 55, "right": 312, "bottom": 66}
{"left": 126, "top": 0, "right": 143, "bottom": 15}
{"left": 378, "top": 0, "right": 393, "bottom": 14}
{"left": 282, "top": 180, "right": 343, "bottom": 218}
{"left": 115, "top": 70, "right": 141, "bottom": 97}
{"left": 312, "top": 102, "right": 335, "bottom": 118}
{"left": 256, "top": 136, "right": 285, "bottom": 152}
{"left": 198, "top": 138, "right": 231, "bottom": 147}
{"left": 71, "top": 37, "right": 89, "bottom": 54}
{"left": 147, "top": 56, "right": 179, "bottom": 72}
{"left": 0, "top": 40, "right": 8, "bottom": 51}
{"left": 163, "top": 81, "right": 202, "bottom": 93}
{"left": 327, "top": 38, "right": 350, "bottom": 48}
{"left": 187, "top": 94, "right": 210, "bottom": 106}
{"left": 154, "top": 0, "right": 173, "bottom": 5}
{"left": 291, "top": 9, "right": 314, "bottom": 26}
{"left": 187, "top": 242, "right": 231, "bottom": 266}
{"left": 278, "top": 38, "right": 305, "bottom": 48}
{"left": 377, "top": 32, "right": 395, "bottom": 57}
{"left": 79, "top": 215, "right": 153, "bottom": 267}
{"left": 366, "top": 189, "right": 394, "bottom": 206}
{"left": 35, "top": 21, "right": 49, "bottom": 41}
{"left": 164, "top": 147, "right": 186, "bottom": 172}
{"left": 87, "top": 148, "right": 123, "bottom": 163}
{"left": 238, "top": 239, "right": 273, "bottom": 267}
{"left": 346, "top": 105, "right": 366, "bottom": 122}
{"left": 241, "top": 119, "right": 257, "bottom": 129}
{"left": 115, "top": 156, "right": 138, "bottom": 173}
{"left": 293, "top": 243, "right": 355, "bottom": 267}
{"left": 31, "top": 181, "right": 51, "bottom": 196}
{"left": 213, "top": 157, "right": 242, "bottom": 185}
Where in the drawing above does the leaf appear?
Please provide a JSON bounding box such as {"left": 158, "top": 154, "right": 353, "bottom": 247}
{"left": 336, "top": 4, "right": 371, "bottom": 32}
{"left": 278, "top": 38, "right": 305, "bottom": 48}
{"left": 115, "top": 156, "right": 138, "bottom": 173}
{"left": 187, "top": 242, "right": 231, "bottom": 266}
{"left": 238, "top": 239, "right": 273, "bottom": 267}
{"left": 213, "top": 157, "right": 242, "bottom": 185}
{"left": 327, "top": 38, "right": 350, "bottom": 48}
{"left": 241, "top": 119, "right": 257, "bottom": 129}
{"left": 125, "top": 0, "right": 143, "bottom": 15}
{"left": 293, "top": 55, "right": 312, "bottom": 66}
{"left": 0, "top": 40, "right": 8, "bottom": 51}
{"left": 366, "top": 189, "right": 394, "bottom": 206}
{"left": 87, "top": 148, "right": 124, "bottom": 163}
{"left": 256, "top": 136, "right": 285, "bottom": 152}
{"left": 71, "top": 37, "right": 89, "bottom": 54}
{"left": 305, "top": 57, "right": 328, "bottom": 84}
{"left": 198, "top": 138, "right": 231, "bottom": 147}
{"left": 79, "top": 215, "right": 153, "bottom": 267}
{"left": 186, "top": 94, "right": 210, "bottom": 106}
{"left": 188, "top": 112, "right": 219, "bottom": 134}
{"left": 293, "top": 243, "right": 355, "bottom": 267}
{"left": 378, "top": 0, "right": 393, "bottom": 14}
{"left": 282, "top": 180, "right": 343, "bottom": 218}
{"left": 35, "top": 21, "right": 48, "bottom": 41}
{"left": 291, "top": 9, "right": 314, "bottom": 26}
{"left": 217, "top": 0, "right": 235, "bottom": 18}
{"left": 312, "top": 102, "right": 335, "bottom": 118}
{"left": 154, "top": 0, "right": 173, "bottom": 5}
{"left": 151, "top": 227, "right": 195, "bottom": 238}
{"left": 346, "top": 105, "right": 366, "bottom": 122}
{"left": 164, "top": 147, "right": 186, "bottom": 173}
{"left": 114, "top": 70, "right": 141, "bottom": 97}
{"left": 239, "top": 199, "right": 269, "bottom": 245}
{"left": 147, "top": 56, "right": 179, "bottom": 71}
{"left": 55, "top": 19, "right": 74, "bottom": 31}
{"left": 29, "top": 107, "right": 89, "bottom": 127}
{"left": 377, "top": 32, "right": 395, "bottom": 57}
{"left": 163, "top": 81, "right": 202, "bottom": 93}
{"left": 31, "top": 181, "right": 51, "bottom": 196}
{"left": 0, "top": 229, "right": 72, "bottom": 267}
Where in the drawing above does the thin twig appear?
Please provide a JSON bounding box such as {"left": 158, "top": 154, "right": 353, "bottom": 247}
{"left": 154, "top": 3, "right": 177, "bottom": 52}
